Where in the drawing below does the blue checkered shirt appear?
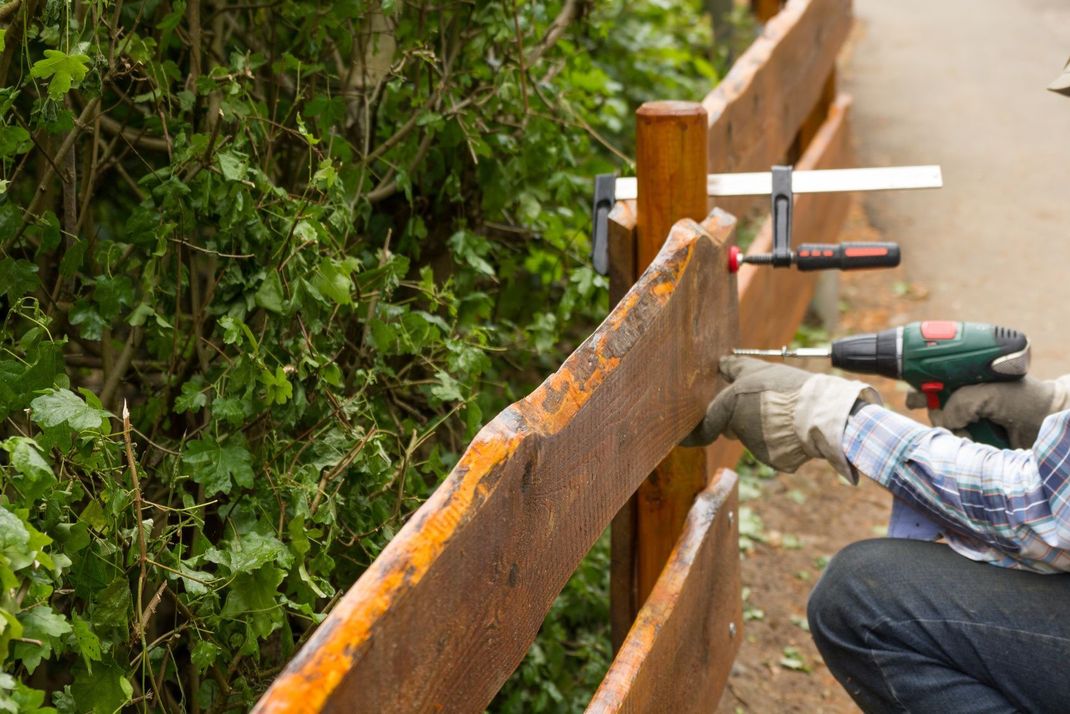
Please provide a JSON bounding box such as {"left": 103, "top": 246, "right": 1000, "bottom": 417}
{"left": 843, "top": 404, "right": 1070, "bottom": 573}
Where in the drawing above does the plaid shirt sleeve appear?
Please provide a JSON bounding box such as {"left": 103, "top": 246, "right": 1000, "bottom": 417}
{"left": 843, "top": 404, "right": 1070, "bottom": 573}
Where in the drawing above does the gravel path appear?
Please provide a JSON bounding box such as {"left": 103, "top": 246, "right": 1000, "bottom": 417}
{"left": 843, "top": 0, "right": 1070, "bottom": 377}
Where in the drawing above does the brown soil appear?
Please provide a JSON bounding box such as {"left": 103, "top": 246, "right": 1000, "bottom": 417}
{"left": 715, "top": 200, "right": 931, "bottom": 713}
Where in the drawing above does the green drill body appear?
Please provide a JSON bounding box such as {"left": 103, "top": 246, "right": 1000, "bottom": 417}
{"left": 738, "top": 321, "right": 1031, "bottom": 447}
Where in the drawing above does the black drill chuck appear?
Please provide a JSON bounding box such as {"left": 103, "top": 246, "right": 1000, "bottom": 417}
{"left": 830, "top": 328, "right": 901, "bottom": 379}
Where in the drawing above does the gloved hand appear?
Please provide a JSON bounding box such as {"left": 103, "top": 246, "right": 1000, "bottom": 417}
{"left": 905, "top": 375, "right": 1070, "bottom": 449}
{"left": 682, "top": 356, "right": 882, "bottom": 481}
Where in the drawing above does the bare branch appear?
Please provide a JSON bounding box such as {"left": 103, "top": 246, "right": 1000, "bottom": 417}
{"left": 525, "top": 0, "right": 581, "bottom": 67}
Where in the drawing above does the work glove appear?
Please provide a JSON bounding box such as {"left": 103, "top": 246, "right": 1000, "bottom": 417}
{"left": 682, "top": 356, "right": 882, "bottom": 481}
{"left": 905, "top": 375, "right": 1070, "bottom": 449}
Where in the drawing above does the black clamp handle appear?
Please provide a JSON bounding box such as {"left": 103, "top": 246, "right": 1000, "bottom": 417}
{"left": 591, "top": 173, "right": 616, "bottom": 276}
{"left": 727, "top": 164, "right": 903, "bottom": 274}
{"left": 771, "top": 165, "right": 793, "bottom": 267}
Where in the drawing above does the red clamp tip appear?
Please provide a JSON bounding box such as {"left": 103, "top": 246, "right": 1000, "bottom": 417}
{"left": 728, "top": 245, "right": 742, "bottom": 273}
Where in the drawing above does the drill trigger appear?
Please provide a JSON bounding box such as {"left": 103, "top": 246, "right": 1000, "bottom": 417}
{"left": 920, "top": 381, "right": 945, "bottom": 411}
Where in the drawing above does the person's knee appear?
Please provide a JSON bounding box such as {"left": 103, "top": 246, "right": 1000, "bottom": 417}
{"left": 808, "top": 539, "right": 895, "bottom": 652}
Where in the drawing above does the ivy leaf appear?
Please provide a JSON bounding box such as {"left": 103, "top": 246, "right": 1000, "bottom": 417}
{"left": 13, "top": 605, "right": 71, "bottom": 674}
{"left": 0, "top": 608, "right": 23, "bottom": 664}
{"left": 68, "top": 662, "right": 133, "bottom": 714}
{"left": 260, "top": 366, "right": 292, "bottom": 405}
{"left": 221, "top": 566, "right": 286, "bottom": 643}
{"left": 779, "top": 645, "right": 811, "bottom": 673}
{"left": 182, "top": 438, "right": 254, "bottom": 496}
{"left": 312, "top": 257, "right": 360, "bottom": 305}
{"left": 0, "top": 507, "right": 30, "bottom": 570}
{"left": 1, "top": 437, "right": 55, "bottom": 500}
{"left": 190, "top": 640, "right": 222, "bottom": 673}
{"left": 255, "top": 272, "right": 285, "bottom": 313}
{"left": 430, "top": 370, "right": 464, "bottom": 403}
{"left": 29, "top": 50, "right": 91, "bottom": 100}
{"left": 204, "top": 531, "right": 291, "bottom": 574}
{"left": 29, "top": 389, "right": 107, "bottom": 432}
{"left": 70, "top": 614, "right": 101, "bottom": 673}
{"left": 216, "top": 150, "right": 248, "bottom": 181}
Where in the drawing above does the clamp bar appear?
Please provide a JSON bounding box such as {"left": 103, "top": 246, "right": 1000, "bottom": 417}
{"left": 612, "top": 165, "right": 943, "bottom": 200}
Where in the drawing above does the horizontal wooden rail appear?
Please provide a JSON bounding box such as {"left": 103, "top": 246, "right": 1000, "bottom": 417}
{"left": 589, "top": 469, "right": 741, "bottom": 713}
{"left": 254, "top": 213, "right": 739, "bottom": 713}
{"left": 703, "top": 0, "right": 851, "bottom": 218}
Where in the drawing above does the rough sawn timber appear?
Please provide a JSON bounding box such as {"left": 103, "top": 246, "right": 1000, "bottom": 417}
{"left": 253, "top": 212, "right": 739, "bottom": 714}
{"left": 703, "top": 0, "right": 852, "bottom": 219}
{"left": 588, "top": 469, "right": 742, "bottom": 713}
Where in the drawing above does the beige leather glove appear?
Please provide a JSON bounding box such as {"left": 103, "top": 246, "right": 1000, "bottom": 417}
{"left": 907, "top": 375, "right": 1070, "bottom": 449}
{"left": 682, "top": 356, "right": 882, "bottom": 481}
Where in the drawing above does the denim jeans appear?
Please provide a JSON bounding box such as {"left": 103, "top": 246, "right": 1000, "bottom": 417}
{"left": 807, "top": 538, "right": 1070, "bottom": 713}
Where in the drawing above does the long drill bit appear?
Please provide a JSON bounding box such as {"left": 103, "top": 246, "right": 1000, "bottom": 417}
{"left": 732, "top": 347, "right": 832, "bottom": 359}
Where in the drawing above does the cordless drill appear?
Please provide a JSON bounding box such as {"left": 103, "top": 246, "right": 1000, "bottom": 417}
{"left": 736, "top": 321, "right": 1031, "bottom": 540}
{"left": 735, "top": 321, "right": 1032, "bottom": 447}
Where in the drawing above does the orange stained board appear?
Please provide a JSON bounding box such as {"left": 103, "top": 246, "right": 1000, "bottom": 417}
{"left": 588, "top": 469, "right": 742, "bottom": 713}
{"left": 253, "top": 212, "right": 739, "bottom": 713}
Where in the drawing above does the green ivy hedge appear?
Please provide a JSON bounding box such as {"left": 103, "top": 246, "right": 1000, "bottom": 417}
{"left": 0, "top": 0, "right": 744, "bottom": 710}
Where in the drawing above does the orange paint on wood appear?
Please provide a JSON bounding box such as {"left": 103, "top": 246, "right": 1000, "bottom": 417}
{"left": 254, "top": 215, "right": 738, "bottom": 714}
{"left": 588, "top": 469, "right": 742, "bottom": 713}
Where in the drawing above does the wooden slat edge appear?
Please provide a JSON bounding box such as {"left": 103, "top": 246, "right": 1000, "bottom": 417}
{"left": 587, "top": 469, "right": 742, "bottom": 714}
{"left": 254, "top": 213, "right": 738, "bottom": 714}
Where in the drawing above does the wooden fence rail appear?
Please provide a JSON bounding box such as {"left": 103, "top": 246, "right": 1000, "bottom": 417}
{"left": 255, "top": 0, "right": 855, "bottom": 710}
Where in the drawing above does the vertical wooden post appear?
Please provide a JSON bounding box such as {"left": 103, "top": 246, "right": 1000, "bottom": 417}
{"left": 633, "top": 101, "right": 710, "bottom": 607}
{"left": 751, "top": 0, "right": 781, "bottom": 23}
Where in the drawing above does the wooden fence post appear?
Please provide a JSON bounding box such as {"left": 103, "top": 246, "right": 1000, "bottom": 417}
{"left": 619, "top": 101, "right": 711, "bottom": 619}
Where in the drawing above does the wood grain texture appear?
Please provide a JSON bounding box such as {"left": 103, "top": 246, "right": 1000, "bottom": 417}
{"left": 633, "top": 101, "right": 713, "bottom": 612}
{"left": 736, "top": 93, "right": 853, "bottom": 350}
{"left": 588, "top": 469, "right": 742, "bottom": 714}
{"left": 703, "top": 0, "right": 852, "bottom": 219}
{"left": 253, "top": 213, "right": 738, "bottom": 714}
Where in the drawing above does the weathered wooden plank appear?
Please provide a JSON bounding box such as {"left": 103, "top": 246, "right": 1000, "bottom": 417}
{"left": 633, "top": 101, "right": 714, "bottom": 614}
{"left": 736, "top": 93, "right": 853, "bottom": 350}
{"left": 588, "top": 469, "right": 742, "bottom": 714}
{"left": 704, "top": 0, "right": 852, "bottom": 219}
{"left": 253, "top": 212, "right": 739, "bottom": 714}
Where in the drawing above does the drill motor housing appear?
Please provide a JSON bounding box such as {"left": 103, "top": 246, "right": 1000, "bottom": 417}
{"left": 831, "top": 321, "right": 1030, "bottom": 446}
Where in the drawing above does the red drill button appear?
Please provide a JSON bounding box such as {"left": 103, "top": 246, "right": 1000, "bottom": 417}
{"left": 921, "top": 381, "right": 945, "bottom": 410}
{"left": 920, "top": 321, "right": 958, "bottom": 341}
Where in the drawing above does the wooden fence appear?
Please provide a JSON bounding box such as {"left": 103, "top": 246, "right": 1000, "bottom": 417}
{"left": 254, "top": 0, "right": 854, "bottom": 710}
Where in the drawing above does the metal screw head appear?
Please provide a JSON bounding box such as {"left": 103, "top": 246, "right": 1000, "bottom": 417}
{"left": 728, "top": 622, "right": 737, "bottom": 639}
{"left": 728, "top": 510, "right": 734, "bottom": 524}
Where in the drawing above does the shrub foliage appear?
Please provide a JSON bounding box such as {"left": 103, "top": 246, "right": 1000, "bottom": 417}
{"left": 0, "top": 0, "right": 728, "bottom": 709}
